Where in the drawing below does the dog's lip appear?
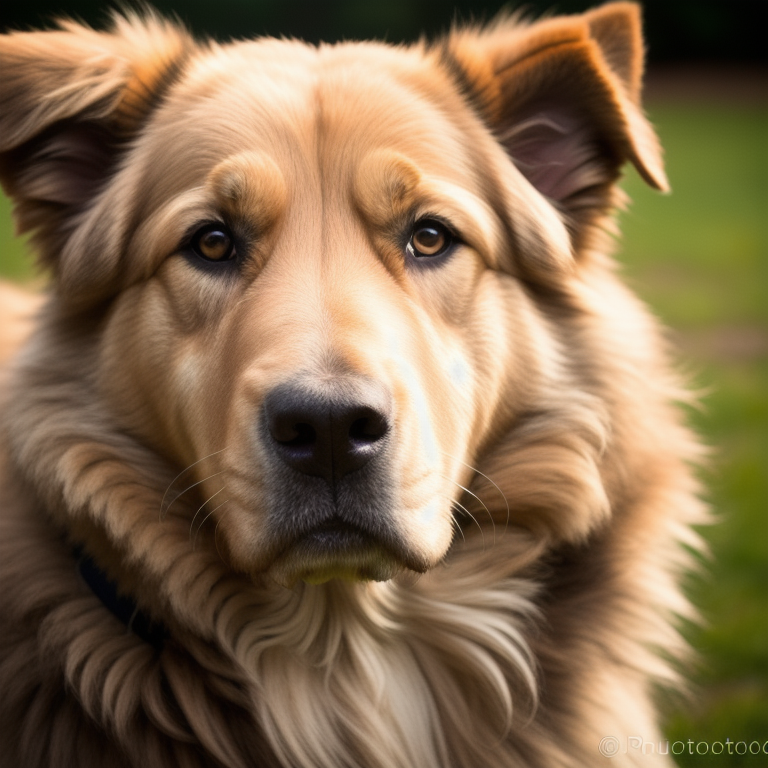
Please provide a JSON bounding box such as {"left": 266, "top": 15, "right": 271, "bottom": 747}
{"left": 297, "top": 519, "right": 371, "bottom": 549}
{"left": 268, "top": 518, "right": 407, "bottom": 586}
{"left": 282, "top": 519, "right": 392, "bottom": 565}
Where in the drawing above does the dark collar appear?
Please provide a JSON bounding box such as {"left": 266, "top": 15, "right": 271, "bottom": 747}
{"left": 75, "top": 547, "right": 168, "bottom": 649}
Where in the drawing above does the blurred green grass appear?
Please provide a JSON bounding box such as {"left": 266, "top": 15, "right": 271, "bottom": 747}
{"left": 619, "top": 99, "right": 768, "bottom": 765}
{"left": 0, "top": 196, "right": 33, "bottom": 281}
{"left": 0, "top": 95, "right": 766, "bottom": 766}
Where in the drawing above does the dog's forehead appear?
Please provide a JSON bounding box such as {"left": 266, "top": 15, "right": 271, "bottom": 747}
{"left": 138, "top": 38, "right": 481, "bottom": 204}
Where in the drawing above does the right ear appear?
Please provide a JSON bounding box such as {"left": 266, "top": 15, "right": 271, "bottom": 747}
{"left": 444, "top": 3, "right": 666, "bottom": 277}
{"left": 0, "top": 13, "right": 193, "bottom": 300}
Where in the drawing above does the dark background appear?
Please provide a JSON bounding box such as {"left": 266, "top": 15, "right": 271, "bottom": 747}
{"left": 1, "top": 0, "right": 766, "bottom": 65}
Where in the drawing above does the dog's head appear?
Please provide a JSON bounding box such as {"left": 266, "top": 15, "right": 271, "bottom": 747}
{"left": 0, "top": 4, "right": 665, "bottom": 587}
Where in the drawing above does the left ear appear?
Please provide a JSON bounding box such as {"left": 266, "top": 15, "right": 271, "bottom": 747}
{"left": 446, "top": 2, "right": 666, "bottom": 244}
{"left": 0, "top": 13, "right": 193, "bottom": 306}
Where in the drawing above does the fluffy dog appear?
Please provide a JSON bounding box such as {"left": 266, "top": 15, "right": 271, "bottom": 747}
{"left": 0, "top": 4, "right": 703, "bottom": 766}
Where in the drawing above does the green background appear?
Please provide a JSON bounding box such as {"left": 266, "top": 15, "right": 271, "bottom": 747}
{"left": 619, "top": 96, "right": 767, "bottom": 766}
{"left": 1, "top": 2, "right": 766, "bottom": 765}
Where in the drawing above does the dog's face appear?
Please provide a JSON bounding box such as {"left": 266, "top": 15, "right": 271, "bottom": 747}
{"left": 98, "top": 42, "right": 539, "bottom": 585}
{"left": 0, "top": 6, "right": 666, "bottom": 587}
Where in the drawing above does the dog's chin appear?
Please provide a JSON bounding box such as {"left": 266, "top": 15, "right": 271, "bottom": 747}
{"left": 267, "top": 523, "right": 405, "bottom": 588}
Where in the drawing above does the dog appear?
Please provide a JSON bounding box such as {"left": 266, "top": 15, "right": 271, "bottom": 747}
{"left": 0, "top": 3, "right": 704, "bottom": 766}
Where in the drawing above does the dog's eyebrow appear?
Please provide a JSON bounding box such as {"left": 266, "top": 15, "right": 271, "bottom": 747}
{"left": 354, "top": 151, "right": 504, "bottom": 263}
{"left": 412, "top": 179, "right": 503, "bottom": 258}
{"left": 206, "top": 151, "right": 288, "bottom": 226}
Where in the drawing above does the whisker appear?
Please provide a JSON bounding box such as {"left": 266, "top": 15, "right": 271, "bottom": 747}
{"left": 442, "top": 451, "right": 510, "bottom": 534}
{"left": 214, "top": 511, "right": 231, "bottom": 565}
{"left": 441, "top": 474, "right": 496, "bottom": 545}
{"left": 160, "top": 448, "right": 227, "bottom": 520}
{"left": 449, "top": 512, "right": 466, "bottom": 544}
{"left": 161, "top": 469, "right": 227, "bottom": 521}
{"left": 192, "top": 496, "right": 230, "bottom": 552}
{"left": 450, "top": 498, "right": 485, "bottom": 549}
{"left": 458, "top": 482, "right": 496, "bottom": 546}
{"left": 189, "top": 487, "right": 225, "bottom": 543}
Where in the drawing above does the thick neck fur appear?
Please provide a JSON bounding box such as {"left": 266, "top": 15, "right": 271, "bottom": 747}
{"left": 3, "top": 469, "right": 544, "bottom": 767}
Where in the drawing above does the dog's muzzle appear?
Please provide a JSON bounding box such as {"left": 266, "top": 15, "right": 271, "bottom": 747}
{"left": 260, "top": 376, "right": 412, "bottom": 584}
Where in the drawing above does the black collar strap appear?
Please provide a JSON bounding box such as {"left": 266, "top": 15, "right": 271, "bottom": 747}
{"left": 75, "top": 547, "right": 168, "bottom": 649}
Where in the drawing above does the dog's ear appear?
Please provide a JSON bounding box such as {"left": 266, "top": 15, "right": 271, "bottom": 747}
{"left": 0, "top": 14, "right": 192, "bottom": 301}
{"left": 446, "top": 2, "right": 666, "bottom": 251}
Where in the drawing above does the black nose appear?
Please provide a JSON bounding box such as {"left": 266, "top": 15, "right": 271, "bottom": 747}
{"left": 263, "top": 378, "right": 393, "bottom": 484}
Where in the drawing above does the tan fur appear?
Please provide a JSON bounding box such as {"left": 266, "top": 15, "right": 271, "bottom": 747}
{"left": 0, "top": 4, "right": 704, "bottom": 767}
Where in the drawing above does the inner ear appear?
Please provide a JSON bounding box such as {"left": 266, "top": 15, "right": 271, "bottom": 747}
{"left": 499, "top": 98, "right": 612, "bottom": 206}
{"left": 491, "top": 38, "right": 667, "bottom": 209}
{"left": 2, "top": 122, "right": 120, "bottom": 229}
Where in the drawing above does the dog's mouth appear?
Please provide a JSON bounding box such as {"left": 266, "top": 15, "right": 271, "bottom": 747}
{"left": 268, "top": 519, "right": 405, "bottom": 587}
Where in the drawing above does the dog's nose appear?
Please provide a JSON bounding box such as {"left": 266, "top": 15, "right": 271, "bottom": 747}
{"left": 263, "top": 378, "right": 392, "bottom": 484}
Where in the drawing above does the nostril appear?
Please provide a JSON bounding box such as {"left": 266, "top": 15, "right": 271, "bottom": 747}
{"left": 272, "top": 420, "right": 317, "bottom": 448}
{"left": 348, "top": 410, "right": 389, "bottom": 446}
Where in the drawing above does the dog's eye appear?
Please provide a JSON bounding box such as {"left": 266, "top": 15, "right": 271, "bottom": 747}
{"left": 191, "top": 225, "right": 236, "bottom": 262}
{"left": 407, "top": 220, "right": 453, "bottom": 259}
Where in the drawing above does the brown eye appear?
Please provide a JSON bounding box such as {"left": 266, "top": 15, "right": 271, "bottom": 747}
{"left": 192, "top": 225, "right": 235, "bottom": 262}
{"left": 408, "top": 220, "right": 453, "bottom": 258}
